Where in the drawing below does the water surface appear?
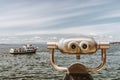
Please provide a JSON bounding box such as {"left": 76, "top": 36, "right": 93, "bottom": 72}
{"left": 0, "top": 44, "right": 119, "bottom": 80}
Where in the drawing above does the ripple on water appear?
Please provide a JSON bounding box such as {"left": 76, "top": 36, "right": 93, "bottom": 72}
{"left": 0, "top": 44, "right": 119, "bottom": 80}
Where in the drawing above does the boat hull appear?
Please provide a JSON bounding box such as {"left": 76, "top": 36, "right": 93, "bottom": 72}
{"left": 10, "top": 51, "right": 36, "bottom": 54}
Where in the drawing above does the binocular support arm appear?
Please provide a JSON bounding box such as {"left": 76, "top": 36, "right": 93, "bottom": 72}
{"left": 50, "top": 49, "right": 68, "bottom": 72}
{"left": 87, "top": 49, "right": 106, "bottom": 72}
{"left": 49, "top": 48, "right": 107, "bottom": 73}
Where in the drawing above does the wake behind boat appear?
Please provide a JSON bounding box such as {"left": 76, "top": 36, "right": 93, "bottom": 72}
{"left": 10, "top": 44, "right": 37, "bottom": 54}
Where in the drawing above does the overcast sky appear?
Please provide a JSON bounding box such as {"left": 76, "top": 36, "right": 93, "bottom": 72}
{"left": 0, "top": 0, "right": 120, "bottom": 43}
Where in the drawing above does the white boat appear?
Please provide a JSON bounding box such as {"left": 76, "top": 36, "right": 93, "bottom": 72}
{"left": 10, "top": 44, "right": 37, "bottom": 54}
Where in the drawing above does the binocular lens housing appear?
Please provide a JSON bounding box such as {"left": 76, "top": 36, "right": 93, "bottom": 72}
{"left": 81, "top": 43, "right": 88, "bottom": 49}
{"left": 67, "top": 41, "right": 79, "bottom": 53}
{"left": 71, "top": 44, "right": 76, "bottom": 49}
{"left": 69, "top": 41, "right": 89, "bottom": 50}
{"left": 80, "top": 41, "right": 89, "bottom": 51}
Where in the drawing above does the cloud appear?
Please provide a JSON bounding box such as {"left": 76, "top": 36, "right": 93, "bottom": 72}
{"left": 94, "top": 10, "right": 120, "bottom": 20}
{"left": 0, "top": 0, "right": 120, "bottom": 43}
{"left": 15, "top": 22, "right": 120, "bottom": 36}
{"left": 0, "top": 0, "right": 108, "bottom": 29}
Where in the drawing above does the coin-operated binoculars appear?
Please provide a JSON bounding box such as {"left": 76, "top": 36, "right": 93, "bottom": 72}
{"left": 47, "top": 36, "right": 110, "bottom": 80}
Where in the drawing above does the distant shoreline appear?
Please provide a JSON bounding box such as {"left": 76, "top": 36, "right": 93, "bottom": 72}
{"left": 0, "top": 42, "right": 46, "bottom": 45}
{"left": 110, "top": 42, "right": 120, "bottom": 44}
{"left": 0, "top": 42, "right": 120, "bottom": 45}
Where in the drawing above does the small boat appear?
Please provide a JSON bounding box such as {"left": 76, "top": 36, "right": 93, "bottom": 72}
{"left": 10, "top": 44, "right": 37, "bottom": 54}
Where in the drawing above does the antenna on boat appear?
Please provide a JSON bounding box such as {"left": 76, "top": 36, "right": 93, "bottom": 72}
{"left": 47, "top": 36, "right": 110, "bottom": 80}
